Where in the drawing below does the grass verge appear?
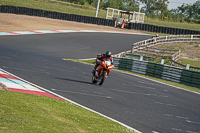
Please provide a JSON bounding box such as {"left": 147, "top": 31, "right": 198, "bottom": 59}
{"left": 145, "top": 18, "right": 200, "bottom": 31}
{"left": 1, "top": 0, "right": 200, "bottom": 31}
{"left": 0, "top": 0, "right": 106, "bottom": 18}
{"left": 64, "top": 58, "right": 96, "bottom": 65}
{"left": 179, "top": 60, "right": 200, "bottom": 68}
{"left": 64, "top": 58, "right": 200, "bottom": 93}
{"left": 0, "top": 90, "right": 135, "bottom": 133}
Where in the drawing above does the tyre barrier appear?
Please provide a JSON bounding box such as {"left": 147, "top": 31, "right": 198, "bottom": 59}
{"left": 128, "top": 23, "right": 200, "bottom": 35}
{"left": 0, "top": 5, "right": 115, "bottom": 27}
{"left": 113, "top": 57, "right": 200, "bottom": 88}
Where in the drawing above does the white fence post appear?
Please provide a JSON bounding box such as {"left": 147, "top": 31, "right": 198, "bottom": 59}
{"left": 140, "top": 56, "right": 143, "bottom": 61}
{"left": 186, "top": 64, "right": 190, "bottom": 69}
{"left": 160, "top": 59, "right": 164, "bottom": 65}
{"left": 191, "top": 35, "right": 193, "bottom": 40}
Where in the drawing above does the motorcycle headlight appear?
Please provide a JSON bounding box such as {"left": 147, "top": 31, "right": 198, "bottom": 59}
{"left": 105, "top": 61, "right": 111, "bottom": 66}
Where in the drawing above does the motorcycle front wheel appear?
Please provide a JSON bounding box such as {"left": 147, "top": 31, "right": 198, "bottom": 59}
{"left": 92, "top": 76, "right": 97, "bottom": 84}
{"left": 99, "top": 72, "right": 106, "bottom": 85}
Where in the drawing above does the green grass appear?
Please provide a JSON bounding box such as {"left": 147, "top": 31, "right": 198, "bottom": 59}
{"left": 147, "top": 57, "right": 171, "bottom": 65}
{"left": 145, "top": 18, "right": 200, "bottom": 31}
{"left": 64, "top": 58, "right": 96, "bottom": 64}
{"left": 138, "top": 31, "right": 171, "bottom": 36}
{"left": 179, "top": 60, "right": 200, "bottom": 68}
{"left": 1, "top": 0, "right": 200, "bottom": 31}
{"left": 65, "top": 59, "right": 200, "bottom": 93}
{"left": 0, "top": 0, "right": 106, "bottom": 18}
{"left": 0, "top": 91, "right": 135, "bottom": 133}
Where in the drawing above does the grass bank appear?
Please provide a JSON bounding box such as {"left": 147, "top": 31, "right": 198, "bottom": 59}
{"left": 65, "top": 59, "right": 200, "bottom": 93}
{"left": 179, "top": 60, "right": 200, "bottom": 68}
{"left": 145, "top": 18, "right": 200, "bottom": 31}
{"left": 0, "top": 90, "right": 134, "bottom": 133}
{"left": 1, "top": 0, "right": 200, "bottom": 31}
{"left": 0, "top": 0, "right": 106, "bottom": 18}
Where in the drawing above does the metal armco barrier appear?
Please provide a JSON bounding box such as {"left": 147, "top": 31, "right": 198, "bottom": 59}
{"left": 128, "top": 23, "right": 200, "bottom": 35}
{"left": 0, "top": 5, "right": 115, "bottom": 27}
{"left": 180, "top": 70, "right": 200, "bottom": 87}
{"left": 113, "top": 57, "right": 200, "bottom": 88}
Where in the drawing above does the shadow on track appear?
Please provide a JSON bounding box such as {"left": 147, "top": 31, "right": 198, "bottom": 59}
{"left": 55, "top": 77, "right": 93, "bottom": 85}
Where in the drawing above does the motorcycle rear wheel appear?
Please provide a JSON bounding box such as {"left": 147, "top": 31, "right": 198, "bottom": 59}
{"left": 99, "top": 72, "right": 106, "bottom": 85}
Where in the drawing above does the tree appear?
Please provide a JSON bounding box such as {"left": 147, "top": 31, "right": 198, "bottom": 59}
{"left": 192, "top": 0, "right": 200, "bottom": 20}
{"left": 155, "top": 0, "right": 168, "bottom": 14}
{"left": 126, "top": 0, "right": 140, "bottom": 12}
{"left": 86, "top": 0, "right": 94, "bottom": 5}
{"left": 140, "top": 0, "right": 156, "bottom": 16}
{"left": 169, "top": 0, "right": 200, "bottom": 23}
{"left": 177, "top": 2, "right": 197, "bottom": 22}
{"left": 140, "top": 0, "right": 169, "bottom": 19}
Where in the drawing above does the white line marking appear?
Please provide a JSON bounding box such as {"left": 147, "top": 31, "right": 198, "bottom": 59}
{"left": 176, "top": 116, "right": 189, "bottom": 120}
{"left": 152, "top": 131, "right": 160, "bottom": 133}
{"left": 172, "top": 128, "right": 183, "bottom": 131}
{"left": 165, "top": 114, "right": 173, "bottom": 117}
{"left": 187, "top": 130, "right": 199, "bottom": 133}
{"left": 155, "top": 102, "right": 177, "bottom": 107}
{"left": 108, "top": 88, "right": 142, "bottom": 95}
{"left": 139, "top": 86, "right": 156, "bottom": 90}
{"left": 55, "top": 89, "right": 112, "bottom": 99}
{"left": 138, "top": 81, "right": 157, "bottom": 86}
{"left": 143, "top": 94, "right": 157, "bottom": 96}
{"left": 0, "top": 68, "right": 141, "bottom": 133}
{"left": 107, "top": 88, "right": 161, "bottom": 98}
{"left": 0, "top": 30, "right": 151, "bottom": 36}
{"left": 186, "top": 120, "right": 200, "bottom": 125}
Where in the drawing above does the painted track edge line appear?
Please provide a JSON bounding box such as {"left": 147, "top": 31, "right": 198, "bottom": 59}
{"left": 0, "top": 30, "right": 151, "bottom": 36}
{"left": 0, "top": 68, "right": 142, "bottom": 133}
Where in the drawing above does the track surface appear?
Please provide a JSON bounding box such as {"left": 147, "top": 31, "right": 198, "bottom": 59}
{"left": 0, "top": 33, "right": 200, "bottom": 133}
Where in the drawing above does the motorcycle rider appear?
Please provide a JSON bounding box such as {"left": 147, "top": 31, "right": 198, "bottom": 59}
{"left": 92, "top": 51, "right": 113, "bottom": 76}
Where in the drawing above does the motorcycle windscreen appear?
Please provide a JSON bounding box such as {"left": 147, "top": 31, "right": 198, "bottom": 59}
{"left": 105, "top": 61, "right": 111, "bottom": 66}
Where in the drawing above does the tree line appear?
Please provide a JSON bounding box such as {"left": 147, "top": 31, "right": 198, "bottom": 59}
{"left": 59, "top": 0, "right": 200, "bottom": 23}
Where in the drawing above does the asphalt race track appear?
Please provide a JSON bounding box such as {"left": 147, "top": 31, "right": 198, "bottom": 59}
{"left": 0, "top": 32, "right": 200, "bottom": 133}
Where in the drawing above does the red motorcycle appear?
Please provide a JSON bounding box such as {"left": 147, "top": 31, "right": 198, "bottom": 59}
{"left": 92, "top": 60, "right": 114, "bottom": 85}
